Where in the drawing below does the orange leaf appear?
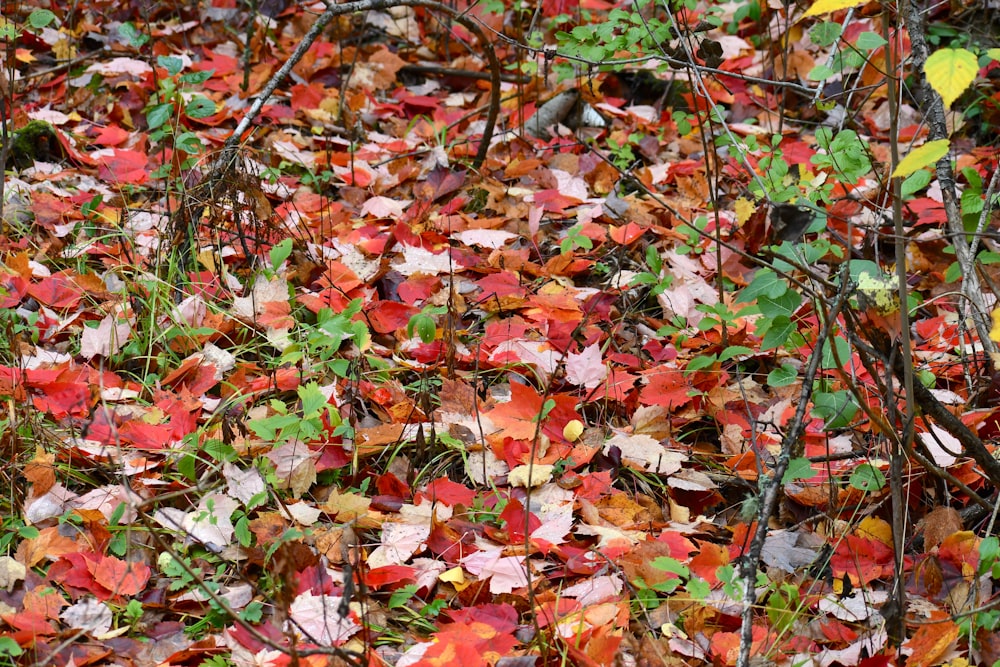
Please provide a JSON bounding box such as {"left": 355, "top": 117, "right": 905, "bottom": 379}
{"left": 91, "top": 555, "right": 150, "bottom": 597}
{"left": 904, "top": 612, "right": 958, "bottom": 667}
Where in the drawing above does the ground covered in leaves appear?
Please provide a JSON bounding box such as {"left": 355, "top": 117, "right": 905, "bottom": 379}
{"left": 3, "top": 0, "right": 1000, "bottom": 666}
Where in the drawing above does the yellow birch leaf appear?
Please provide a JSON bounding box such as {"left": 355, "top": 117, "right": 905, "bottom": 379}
{"left": 891, "top": 139, "right": 950, "bottom": 178}
{"left": 924, "top": 48, "right": 978, "bottom": 108}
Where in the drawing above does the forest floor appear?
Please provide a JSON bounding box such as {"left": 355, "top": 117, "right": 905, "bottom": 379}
{"left": 2, "top": 1, "right": 1000, "bottom": 666}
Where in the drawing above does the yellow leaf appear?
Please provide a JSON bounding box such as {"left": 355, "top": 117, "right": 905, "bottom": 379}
{"left": 563, "top": 419, "right": 584, "bottom": 442}
{"left": 891, "top": 139, "right": 950, "bottom": 178}
{"left": 990, "top": 306, "right": 1000, "bottom": 343}
{"left": 856, "top": 272, "right": 899, "bottom": 315}
{"left": 801, "top": 0, "right": 868, "bottom": 19}
{"left": 924, "top": 48, "right": 978, "bottom": 108}
{"left": 439, "top": 566, "right": 465, "bottom": 584}
{"left": 857, "top": 516, "right": 893, "bottom": 547}
{"left": 734, "top": 198, "right": 755, "bottom": 225}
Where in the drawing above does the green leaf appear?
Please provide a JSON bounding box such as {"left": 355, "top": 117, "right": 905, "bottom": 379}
{"left": 809, "top": 22, "right": 842, "bottom": 48}
{"left": 412, "top": 315, "right": 435, "bottom": 343}
{"left": 719, "top": 345, "right": 753, "bottom": 362}
{"left": 389, "top": 584, "right": 419, "bottom": 609}
{"left": 174, "top": 131, "right": 202, "bottom": 153}
{"left": 16, "top": 524, "right": 39, "bottom": 539}
{"left": 178, "top": 453, "right": 197, "bottom": 482}
{"left": 854, "top": 32, "right": 887, "bottom": 50}
{"left": 924, "top": 48, "right": 978, "bottom": 108}
{"left": 783, "top": 457, "right": 817, "bottom": 484}
{"left": 204, "top": 439, "right": 236, "bottom": 463}
{"left": 802, "top": 0, "right": 867, "bottom": 18}
{"left": 235, "top": 516, "right": 252, "bottom": 547}
{"left": 980, "top": 536, "right": 1000, "bottom": 576}
{"left": 892, "top": 139, "right": 950, "bottom": 178}
{"left": 146, "top": 102, "right": 174, "bottom": 130}
{"left": 849, "top": 463, "right": 886, "bottom": 491}
{"left": 686, "top": 576, "right": 710, "bottom": 600}
{"left": 739, "top": 269, "right": 787, "bottom": 302}
{"left": 0, "top": 636, "right": 24, "bottom": 657}
{"left": 185, "top": 96, "right": 217, "bottom": 119}
{"left": 28, "top": 9, "right": 57, "bottom": 29}
{"left": 299, "top": 382, "right": 328, "bottom": 417}
{"left": 118, "top": 22, "right": 149, "bottom": 47}
{"left": 180, "top": 70, "right": 214, "bottom": 85}
{"left": 807, "top": 64, "right": 836, "bottom": 81}
{"left": 821, "top": 335, "right": 851, "bottom": 369}
{"left": 241, "top": 601, "right": 264, "bottom": 623}
{"left": 157, "top": 55, "right": 184, "bottom": 76}
{"left": 900, "top": 169, "right": 932, "bottom": 199}
{"left": 761, "top": 316, "right": 796, "bottom": 351}
{"left": 812, "top": 390, "right": 858, "bottom": 429}
{"left": 685, "top": 354, "right": 718, "bottom": 373}
{"left": 270, "top": 238, "right": 294, "bottom": 269}
{"left": 651, "top": 556, "right": 689, "bottom": 576}
{"left": 767, "top": 363, "right": 798, "bottom": 387}
{"left": 758, "top": 288, "right": 803, "bottom": 319}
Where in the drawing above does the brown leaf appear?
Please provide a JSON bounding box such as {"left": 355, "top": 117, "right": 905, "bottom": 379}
{"left": 922, "top": 506, "right": 963, "bottom": 552}
{"left": 22, "top": 446, "right": 56, "bottom": 496}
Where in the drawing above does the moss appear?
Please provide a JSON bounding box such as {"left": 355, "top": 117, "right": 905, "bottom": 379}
{"left": 6, "top": 120, "right": 63, "bottom": 169}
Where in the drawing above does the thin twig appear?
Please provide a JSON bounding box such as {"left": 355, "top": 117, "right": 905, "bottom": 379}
{"left": 736, "top": 267, "right": 852, "bottom": 667}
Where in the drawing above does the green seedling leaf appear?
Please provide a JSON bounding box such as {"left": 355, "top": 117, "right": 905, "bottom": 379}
{"left": 761, "top": 316, "right": 796, "bottom": 351}
{"left": 849, "top": 463, "right": 885, "bottom": 491}
{"left": 767, "top": 363, "right": 798, "bottom": 387}
{"left": 178, "top": 452, "right": 197, "bottom": 482}
{"left": 901, "top": 169, "right": 932, "bottom": 199}
{"left": 892, "top": 139, "right": 950, "bottom": 178}
{"left": 270, "top": 238, "right": 294, "bottom": 270}
{"left": 0, "top": 636, "right": 24, "bottom": 657}
{"left": 854, "top": 32, "right": 886, "bottom": 51}
{"left": 185, "top": 96, "right": 217, "bottom": 119}
{"left": 174, "top": 131, "right": 202, "bottom": 153}
{"left": 812, "top": 390, "right": 858, "bottom": 429}
{"left": 809, "top": 21, "right": 842, "bottom": 47}
{"left": 685, "top": 354, "right": 718, "bottom": 373}
{"left": 28, "top": 9, "right": 57, "bottom": 29}
{"left": 783, "top": 457, "right": 818, "bottom": 484}
{"left": 924, "top": 48, "right": 978, "bottom": 108}
{"left": 719, "top": 345, "right": 753, "bottom": 362}
{"left": 808, "top": 64, "right": 836, "bottom": 81}
{"left": 157, "top": 55, "right": 184, "bottom": 76}
{"left": 118, "top": 22, "right": 149, "bottom": 47}
{"left": 180, "top": 70, "right": 214, "bottom": 85}
{"left": 146, "top": 102, "right": 175, "bottom": 130}
{"left": 389, "top": 584, "right": 419, "bottom": 609}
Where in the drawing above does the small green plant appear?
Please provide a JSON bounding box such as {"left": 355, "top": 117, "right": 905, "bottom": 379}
{"left": 560, "top": 223, "right": 594, "bottom": 254}
{"left": 0, "top": 8, "right": 56, "bottom": 41}
{"left": 765, "top": 582, "right": 803, "bottom": 634}
{"left": 629, "top": 245, "right": 673, "bottom": 297}
{"left": 675, "top": 216, "right": 709, "bottom": 255}
{"left": 407, "top": 305, "right": 447, "bottom": 344}
{"left": 248, "top": 381, "right": 347, "bottom": 448}
{"left": 143, "top": 55, "right": 217, "bottom": 176}
{"left": 607, "top": 133, "right": 642, "bottom": 170}
{"left": 0, "top": 515, "right": 39, "bottom": 553}
{"left": 281, "top": 300, "right": 370, "bottom": 381}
